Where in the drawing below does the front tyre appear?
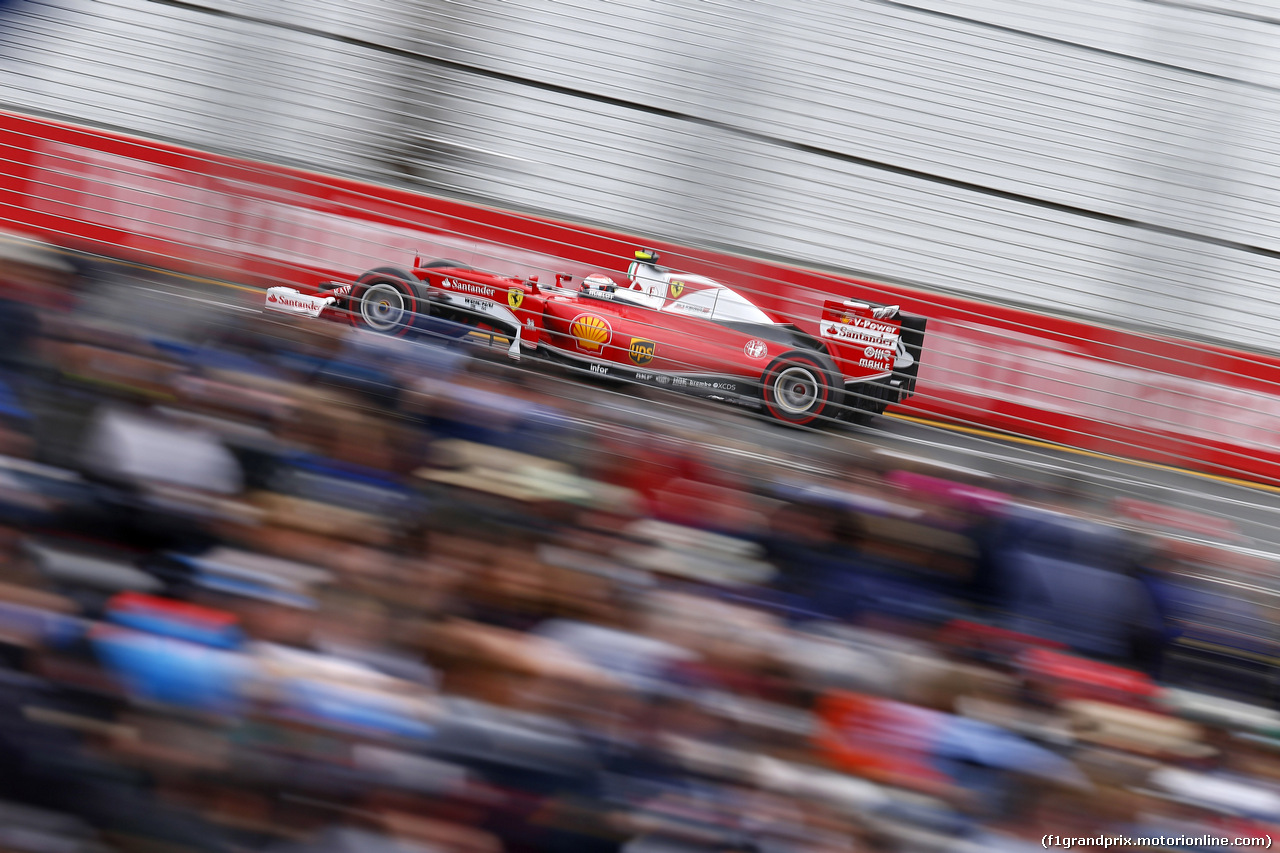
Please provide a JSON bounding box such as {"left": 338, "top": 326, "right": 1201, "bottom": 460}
{"left": 761, "top": 352, "right": 839, "bottom": 426}
{"left": 419, "top": 259, "right": 473, "bottom": 271}
{"left": 352, "top": 267, "right": 421, "bottom": 336}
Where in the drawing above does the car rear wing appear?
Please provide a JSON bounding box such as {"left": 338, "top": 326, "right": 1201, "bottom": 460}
{"left": 820, "top": 299, "right": 927, "bottom": 399}
{"left": 897, "top": 313, "right": 927, "bottom": 398}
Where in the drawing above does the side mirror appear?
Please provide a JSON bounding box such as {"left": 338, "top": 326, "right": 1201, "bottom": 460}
{"left": 556, "top": 273, "right": 574, "bottom": 286}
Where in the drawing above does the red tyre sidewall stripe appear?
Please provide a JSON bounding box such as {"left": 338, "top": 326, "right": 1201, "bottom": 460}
{"left": 354, "top": 275, "right": 417, "bottom": 338}
{"left": 763, "top": 356, "right": 829, "bottom": 425}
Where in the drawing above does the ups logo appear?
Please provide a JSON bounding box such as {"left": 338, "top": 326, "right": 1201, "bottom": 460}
{"left": 629, "top": 338, "right": 656, "bottom": 366}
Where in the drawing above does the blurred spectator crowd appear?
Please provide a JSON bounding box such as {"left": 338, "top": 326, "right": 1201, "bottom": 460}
{"left": 1, "top": 233, "right": 1280, "bottom": 853}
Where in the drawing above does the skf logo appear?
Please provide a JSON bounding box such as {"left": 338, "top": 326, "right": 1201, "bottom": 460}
{"left": 744, "top": 339, "right": 768, "bottom": 359}
{"left": 570, "top": 313, "right": 611, "bottom": 352}
{"left": 508, "top": 287, "right": 524, "bottom": 310}
{"left": 629, "top": 338, "right": 656, "bottom": 366}
{"left": 667, "top": 279, "right": 685, "bottom": 300}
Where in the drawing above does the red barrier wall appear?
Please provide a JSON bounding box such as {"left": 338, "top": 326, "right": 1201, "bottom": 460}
{"left": 3, "top": 109, "right": 1280, "bottom": 485}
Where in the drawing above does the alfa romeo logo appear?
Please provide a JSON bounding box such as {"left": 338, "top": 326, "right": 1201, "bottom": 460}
{"left": 744, "top": 339, "right": 768, "bottom": 359}
{"left": 508, "top": 287, "right": 524, "bottom": 309}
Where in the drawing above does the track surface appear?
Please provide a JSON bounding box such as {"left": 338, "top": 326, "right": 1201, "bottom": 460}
{"left": 80, "top": 258, "right": 1280, "bottom": 558}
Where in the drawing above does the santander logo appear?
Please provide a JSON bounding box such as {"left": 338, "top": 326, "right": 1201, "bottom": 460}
{"left": 272, "top": 294, "right": 318, "bottom": 309}
{"left": 264, "top": 287, "right": 334, "bottom": 315}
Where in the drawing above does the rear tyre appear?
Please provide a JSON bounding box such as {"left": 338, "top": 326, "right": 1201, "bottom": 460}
{"left": 352, "top": 267, "right": 422, "bottom": 337}
{"left": 761, "top": 352, "right": 839, "bottom": 427}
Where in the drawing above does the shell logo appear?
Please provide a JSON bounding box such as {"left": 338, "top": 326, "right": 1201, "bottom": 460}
{"left": 570, "top": 313, "right": 611, "bottom": 351}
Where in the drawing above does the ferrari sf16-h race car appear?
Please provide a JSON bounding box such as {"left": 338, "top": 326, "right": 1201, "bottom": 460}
{"left": 264, "top": 250, "right": 926, "bottom": 426}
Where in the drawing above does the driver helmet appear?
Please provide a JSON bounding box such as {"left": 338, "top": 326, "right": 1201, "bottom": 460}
{"left": 582, "top": 273, "right": 617, "bottom": 296}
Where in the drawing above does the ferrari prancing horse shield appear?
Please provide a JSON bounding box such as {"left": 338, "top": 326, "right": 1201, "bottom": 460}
{"left": 507, "top": 288, "right": 524, "bottom": 309}
{"left": 629, "top": 338, "right": 656, "bottom": 366}
{"left": 667, "top": 280, "right": 684, "bottom": 300}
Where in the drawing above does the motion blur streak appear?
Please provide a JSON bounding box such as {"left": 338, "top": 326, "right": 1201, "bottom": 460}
{"left": 6, "top": 0, "right": 1280, "bottom": 350}
{"left": 2, "top": 1, "right": 1280, "bottom": 852}
{"left": 0, "top": 231, "right": 1276, "bottom": 853}
{"left": 8, "top": 112, "right": 1280, "bottom": 488}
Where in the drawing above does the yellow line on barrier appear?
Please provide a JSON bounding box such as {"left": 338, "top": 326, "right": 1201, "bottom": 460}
{"left": 1174, "top": 637, "right": 1280, "bottom": 666}
{"left": 118, "top": 262, "right": 262, "bottom": 294}
{"left": 885, "top": 412, "right": 1280, "bottom": 496}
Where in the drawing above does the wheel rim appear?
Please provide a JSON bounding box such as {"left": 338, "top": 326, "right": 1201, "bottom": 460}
{"left": 774, "top": 365, "right": 820, "bottom": 415}
{"left": 360, "top": 283, "right": 407, "bottom": 332}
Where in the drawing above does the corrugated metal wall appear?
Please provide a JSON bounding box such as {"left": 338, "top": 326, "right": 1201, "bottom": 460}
{"left": 3, "top": 0, "right": 1279, "bottom": 350}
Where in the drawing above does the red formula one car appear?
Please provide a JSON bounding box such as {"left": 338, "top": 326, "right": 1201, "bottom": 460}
{"left": 265, "top": 249, "right": 926, "bottom": 426}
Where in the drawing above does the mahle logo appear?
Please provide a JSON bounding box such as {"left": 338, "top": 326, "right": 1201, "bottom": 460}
{"left": 629, "top": 338, "right": 656, "bottom": 366}
{"left": 508, "top": 287, "right": 524, "bottom": 309}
